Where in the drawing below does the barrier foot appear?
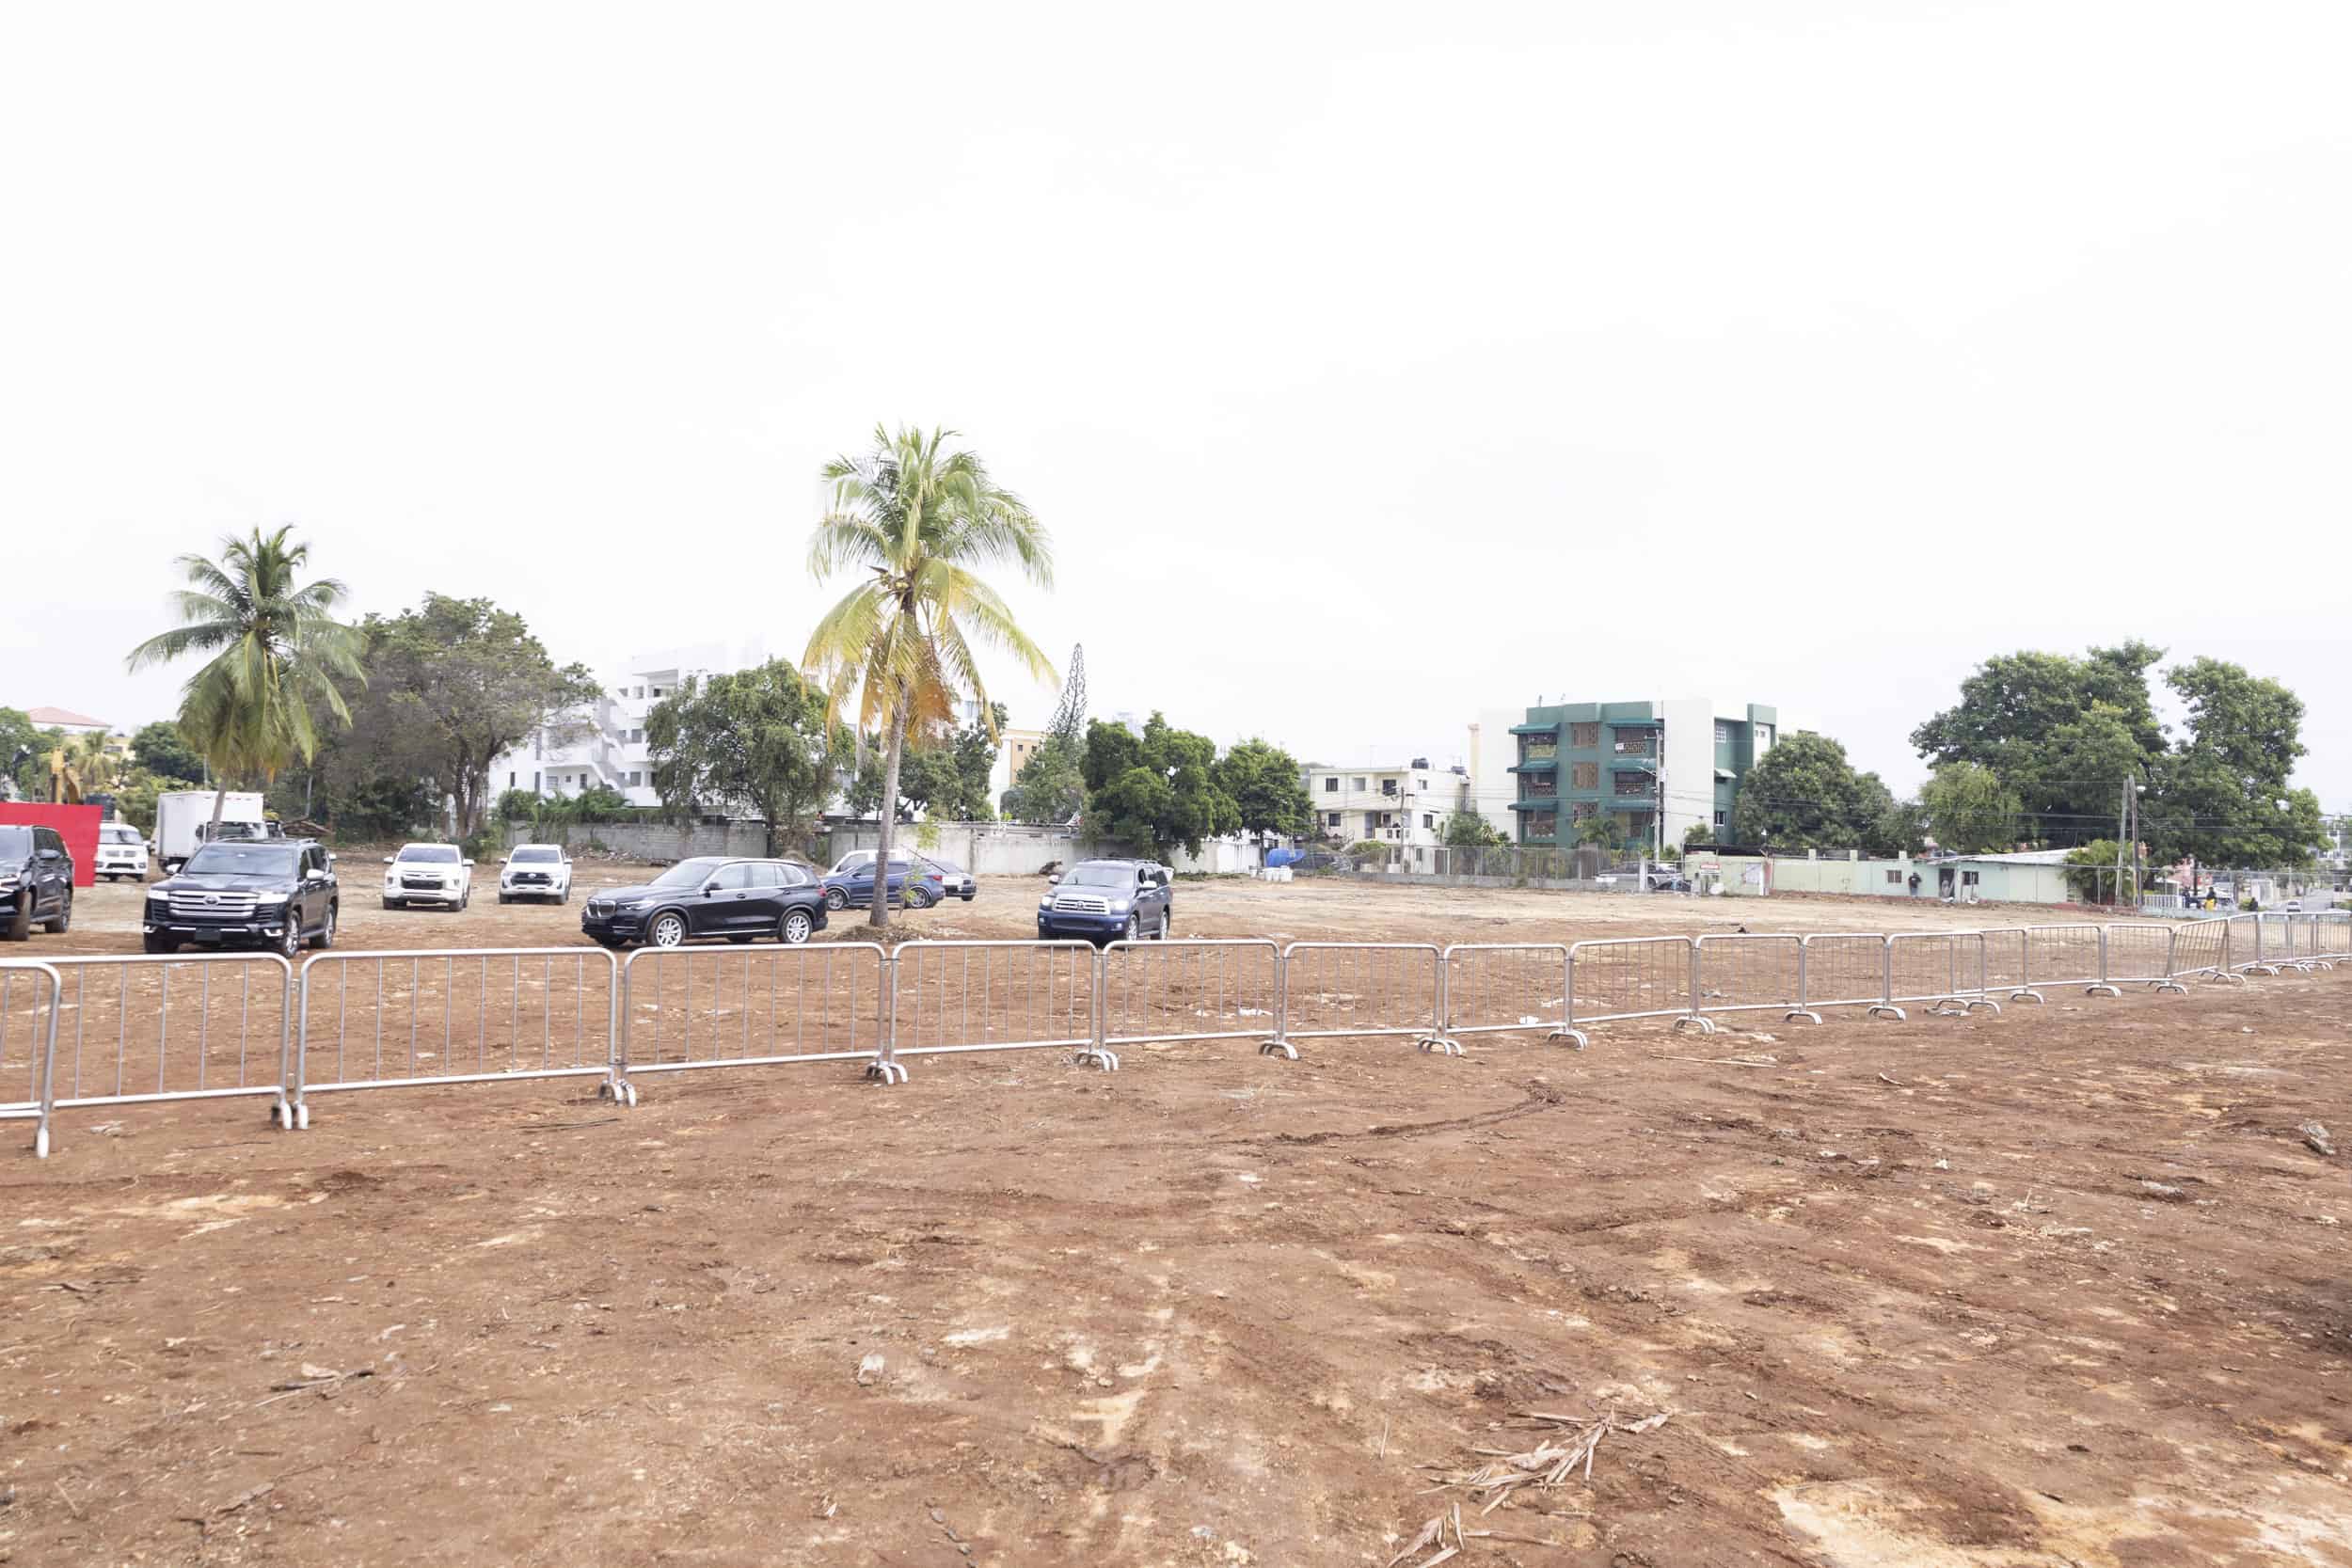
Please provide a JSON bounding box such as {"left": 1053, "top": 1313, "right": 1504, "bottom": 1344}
{"left": 270, "top": 1098, "right": 289, "bottom": 1129}
{"left": 1073, "top": 1047, "right": 1120, "bottom": 1072}
{"left": 2247, "top": 964, "right": 2280, "bottom": 977}
{"left": 2154, "top": 981, "right": 2187, "bottom": 995}
{"left": 1783, "top": 1009, "right": 1822, "bottom": 1025}
{"left": 34, "top": 1125, "right": 49, "bottom": 1159}
{"left": 1672, "top": 1015, "right": 1718, "bottom": 1037}
{"left": 865, "top": 1060, "right": 910, "bottom": 1085}
{"left": 1867, "top": 1005, "right": 1906, "bottom": 1022}
{"left": 294, "top": 1102, "right": 310, "bottom": 1131}
{"left": 1545, "top": 1028, "right": 1589, "bottom": 1051}
{"left": 1964, "top": 998, "right": 2002, "bottom": 1014}
{"left": 2086, "top": 984, "right": 2122, "bottom": 998}
{"left": 1416, "top": 1035, "right": 1463, "bottom": 1057}
{"left": 1258, "top": 1037, "right": 1298, "bottom": 1060}
{"left": 2008, "top": 989, "right": 2045, "bottom": 1005}
{"left": 1926, "top": 1000, "right": 1968, "bottom": 1018}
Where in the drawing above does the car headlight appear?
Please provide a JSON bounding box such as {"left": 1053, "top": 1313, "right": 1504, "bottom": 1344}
{"left": 0, "top": 873, "right": 19, "bottom": 891}
{"left": 252, "top": 892, "right": 287, "bottom": 906}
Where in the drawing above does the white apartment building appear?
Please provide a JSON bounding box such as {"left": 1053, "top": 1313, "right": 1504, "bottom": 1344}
{"left": 1301, "top": 758, "right": 1468, "bottom": 848}
{"left": 492, "top": 641, "right": 768, "bottom": 808}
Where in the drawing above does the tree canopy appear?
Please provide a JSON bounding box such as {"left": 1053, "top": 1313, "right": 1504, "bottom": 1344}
{"left": 1080, "top": 714, "right": 1240, "bottom": 858}
{"left": 129, "top": 720, "right": 205, "bottom": 784}
{"left": 1212, "top": 738, "right": 1313, "bottom": 846}
{"left": 1918, "top": 762, "right": 2021, "bottom": 854}
{"left": 647, "top": 660, "right": 847, "bottom": 856}
{"left": 1729, "top": 730, "right": 1896, "bottom": 853}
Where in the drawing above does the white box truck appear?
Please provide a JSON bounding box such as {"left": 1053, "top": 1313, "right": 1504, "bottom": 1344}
{"left": 152, "top": 790, "right": 266, "bottom": 874}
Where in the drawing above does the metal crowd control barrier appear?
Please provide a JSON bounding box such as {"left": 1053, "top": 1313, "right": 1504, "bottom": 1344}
{"left": 2167, "top": 917, "right": 2239, "bottom": 985}
{"left": 1262, "top": 942, "right": 1450, "bottom": 1058}
{"left": 2229, "top": 913, "right": 2270, "bottom": 976}
{"left": 0, "top": 961, "right": 61, "bottom": 1158}
{"left": 2245, "top": 912, "right": 2302, "bottom": 975}
{"left": 1566, "top": 936, "right": 1705, "bottom": 1036}
{"left": 1792, "top": 933, "right": 1904, "bottom": 1021}
{"left": 1098, "top": 939, "right": 1281, "bottom": 1068}
{"left": 888, "top": 939, "right": 1103, "bottom": 1071}
{"left": 2026, "top": 925, "right": 2115, "bottom": 996}
{"left": 41, "top": 953, "right": 297, "bottom": 1137}
{"left": 2104, "top": 924, "right": 2185, "bottom": 992}
{"left": 616, "top": 942, "right": 890, "bottom": 1095}
{"left": 1692, "top": 933, "right": 1804, "bottom": 1029}
{"left": 2316, "top": 911, "right": 2352, "bottom": 962}
{"left": 2298, "top": 912, "right": 2342, "bottom": 970}
{"left": 294, "top": 947, "right": 622, "bottom": 1125}
{"left": 1440, "top": 943, "right": 1579, "bottom": 1048}
{"left": 1978, "top": 927, "right": 2036, "bottom": 1003}
{"left": 1887, "top": 931, "right": 2000, "bottom": 1017}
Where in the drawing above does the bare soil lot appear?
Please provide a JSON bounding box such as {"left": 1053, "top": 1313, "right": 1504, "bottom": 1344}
{"left": 5, "top": 873, "right": 2349, "bottom": 1565}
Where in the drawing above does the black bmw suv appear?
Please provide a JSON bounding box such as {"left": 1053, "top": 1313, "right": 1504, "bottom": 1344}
{"left": 0, "top": 824, "right": 74, "bottom": 942}
{"left": 144, "top": 838, "right": 340, "bottom": 958}
{"left": 582, "top": 856, "right": 829, "bottom": 949}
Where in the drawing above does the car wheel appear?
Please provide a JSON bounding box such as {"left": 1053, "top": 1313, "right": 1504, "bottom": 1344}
{"left": 1, "top": 902, "right": 27, "bottom": 942}
{"left": 1121, "top": 913, "right": 1139, "bottom": 943}
{"left": 459, "top": 889, "right": 469, "bottom": 911}
{"left": 277, "top": 920, "right": 303, "bottom": 960}
{"left": 383, "top": 898, "right": 402, "bottom": 911}
{"left": 498, "top": 893, "right": 510, "bottom": 905}
{"left": 780, "top": 910, "right": 813, "bottom": 945}
{"left": 560, "top": 887, "right": 570, "bottom": 905}
{"left": 824, "top": 887, "right": 848, "bottom": 911}
{"left": 42, "top": 891, "right": 70, "bottom": 935}
{"left": 961, "top": 891, "right": 975, "bottom": 901}
{"left": 142, "top": 932, "right": 179, "bottom": 955}
{"left": 648, "top": 911, "right": 688, "bottom": 948}
{"left": 310, "top": 904, "right": 337, "bottom": 950}
{"left": 907, "top": 887, "right": 934, "bottom": 910}
{"left": 1153, "top": 909, "right": 1169, "bottom": 941}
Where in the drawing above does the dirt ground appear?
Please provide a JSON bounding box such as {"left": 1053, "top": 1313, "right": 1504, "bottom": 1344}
{"left": 5, "top": 870, "right": 2349, "bottom": 1565}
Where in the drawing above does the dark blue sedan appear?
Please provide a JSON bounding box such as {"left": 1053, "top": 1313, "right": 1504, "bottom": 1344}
{"left": 821, "top": 857, "right": 948, "bottom": 911}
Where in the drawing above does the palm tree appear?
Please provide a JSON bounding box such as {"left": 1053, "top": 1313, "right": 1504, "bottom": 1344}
{"left": 64, "top": 731, "right": 115, "bottom": 796}
{"left": 804, "top": 425, "right": 1055, "bottom": 927}
{"left": 125, "top": 527, "right": 366, "bottom": 832}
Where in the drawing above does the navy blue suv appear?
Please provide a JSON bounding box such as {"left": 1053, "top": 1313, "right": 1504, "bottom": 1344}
{"left": 1037, "top": 860, "right": 1173, "bottom": 945}
{"left": 0, "top": 825, "right": 74, "bottom": 942}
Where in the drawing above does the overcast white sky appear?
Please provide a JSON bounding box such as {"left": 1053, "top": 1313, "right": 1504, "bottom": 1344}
{"left": 6, "top": 3, "right": 2347, "bottom": 806}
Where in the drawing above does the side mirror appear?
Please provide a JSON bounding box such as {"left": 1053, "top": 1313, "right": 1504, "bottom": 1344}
{"left": 383, "top": 856, "right": 395, "bottom": 864}
{"left": 463, "top": 858, "right": 475, "bottom": 867}
{"left": 703, "top": 880, "right": 722, "bottom": 895}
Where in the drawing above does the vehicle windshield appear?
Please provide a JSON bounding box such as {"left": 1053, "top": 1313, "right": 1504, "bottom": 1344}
{"left": 185, "top": 844, "right": 301, "bottom": 878}
{"left": 0, "top": 828, "right": 28, "bottom": 858}
{"left": 649, "top": 857, "right": 727, "bottom": 889}
{"left": 930, "top": 861, "right": 964, "bottom": 876}
{"left": 511, "top": 847, "right": 561, "bottom": 863}
{"left": 398, "top": 845, "right": 461, "bottom": 863}
{"left": 103, "top": 825, "right": 144, "bottom": 845}
{"left": 1063, "top": 863, "right": 1137, "bottom": 888}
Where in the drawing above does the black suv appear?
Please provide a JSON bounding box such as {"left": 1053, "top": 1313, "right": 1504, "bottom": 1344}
{"left": 1036, "top": 859, "right": 1174, "bottom": 944}
{"left": 143, "top": 838, "right": 340, "bottom": 958}
{"left": 0, "top": 825, "right": 74, "bottom": 942}
{"left": 581, "top": 856, "right": 829, "bottom": 949}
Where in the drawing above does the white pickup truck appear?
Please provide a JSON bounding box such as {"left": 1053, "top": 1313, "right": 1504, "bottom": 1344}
{"left": 382, "top": 843, "right": 473, "bottom": 911}
{"left": 498, "top": 844, "right": 573, "bottom": 904}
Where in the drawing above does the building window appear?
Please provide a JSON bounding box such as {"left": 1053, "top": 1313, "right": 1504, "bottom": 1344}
{"left": 1714, "top": 810, "right": 1726, "bottom": 827}
{"left": 1886, "top": 869, "right": 1902, "bottom": 885}
{"left": 1323, "top": 776, "right": 1338, "bottom": 792}
{"left": 1963, "top": 870, "right": 1979, "bottom": 886}
{"left": 1714, "top": 722, "right": 1730, "bottom": 744}
{"left": 1381, "top": 779, "right": 1397, "bottom": 796}
{"left": 508, "top": 771, "right": 516, "bottom": 787}
{"left": 1519, "top": 775, "right": 1550, "bottom": 800}
{"left": 532, "top": 771, "right": 541, "bottom": 792}
{"left": 1523, "top": 810, "right": 1557, "bottom": 838}
{"left": 1352, "top": 777, "right": 1367, "bottom": 791}
{"left": 1613, "top": 771, "right": 1651, "bottom": 797}
{"left": 1326, "top": 812, "right": 1341, "bottom": 828}
{"left": 1570, "top": 762, "right": 1599, "bottom": 790}
{"left": 1571, "top": 800, "right": 1597, "bottom": 820}
{"left": 1519, "top": 738, "right": 1556, "bottom": 764}
{"left": 1422, "top": 814, "right": 1434, "bottom": 830}
{"left": 1569, "top": 722, "right": 1600, "bottom": 748}
{"left": 1756, "top": 725, "right": 1772, "bottom": 745}
{"left": 1613, "top": 729, "right": 1655, "bottom": 756}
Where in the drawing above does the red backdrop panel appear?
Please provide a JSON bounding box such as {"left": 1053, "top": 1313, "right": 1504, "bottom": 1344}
{"left": 0, "top": 802, "right": 103, "bottom": 887}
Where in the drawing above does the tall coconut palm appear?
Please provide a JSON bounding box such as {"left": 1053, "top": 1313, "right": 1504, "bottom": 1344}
{"left": 804, "top": 425, "right": 1056, "bottom": 928}
{"left": 64, "top": 731, "right": 116, "bottom": 796}
{"left": 125, "top": 527, "right": 366, "bottom": 832}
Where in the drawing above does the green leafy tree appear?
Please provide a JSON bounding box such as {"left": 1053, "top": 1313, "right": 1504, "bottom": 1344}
{"left": 2147, "top": 657, "right": 2324, "bottom": 866}
{"left": 1729, "top": 730, "right": 1888, "bottom": 853}
{"left": 352, "top": 594, "right": 602, "bottom": 837}
{"left": 1001, "top": 733, "right": 1086, "bottom": 825}
{"left": 1574, "top": 813, "right": 1620, "bottom": 851}
{"left": 647, "top": 660, "right": 847, "bottom": 857}
{"left": 803, "top": 424, "right": 1056, "bottom": 927}
{"left": 124, "top": 526, "right": 366, "bottom": 832}
{"left": 1214, "top": 738, "right": 1314, "bottom": 847}
{"left": 1680, "top": 821, "right": 1714, "bottom": 850}
{"left": 1447, "top": 812, "right": 1507, "bottom": 849}
{"left": 1918, "top": 762, "right": 2022, "bottom": 854}
{"left": 129, "top": 720, "right": 205, "bottom": 784}
{"left": 1872, "top": 796, "right": 1929, "bottom": 858}
{"left": 2062, "top": 839, "right": 2138, "bottom": 904}
{"left": 946, "top": 703, "right": 1008, "bottom": 821}
{"left": 0, "top": 707, "right": 42, "bottom": 800}
{"left": 1079, "top": 713, "right": 1240, "bottom": 858}
{"left": 1911, "top": 643, "right": 2165, "bottom": 845}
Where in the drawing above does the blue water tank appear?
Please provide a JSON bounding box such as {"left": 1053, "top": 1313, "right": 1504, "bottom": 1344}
{"left": 1266, "top": 847, "right": 1304, "bottom": 867}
